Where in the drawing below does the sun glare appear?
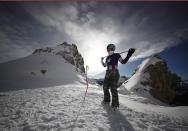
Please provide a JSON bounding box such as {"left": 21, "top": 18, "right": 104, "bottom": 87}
{"left": 80, "top": 32, "right": 120, "bottom": 77}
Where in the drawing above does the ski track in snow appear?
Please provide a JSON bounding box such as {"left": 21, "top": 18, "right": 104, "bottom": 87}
{"left": 0, "top": 85, "right": 188, "bottom": 131}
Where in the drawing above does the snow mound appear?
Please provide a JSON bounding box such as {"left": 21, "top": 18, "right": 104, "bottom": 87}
{"left": 0, "top": 53, "right": 85, "bottom": 92}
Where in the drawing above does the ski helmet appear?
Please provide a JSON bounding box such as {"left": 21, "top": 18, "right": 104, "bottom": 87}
{"left": 107, "top": 44, "right": 115, "bottom": 51}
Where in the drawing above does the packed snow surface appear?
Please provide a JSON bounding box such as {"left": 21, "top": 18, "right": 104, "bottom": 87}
{"left": 0, "top": 83, "right": 188, "bottom": 131}
{"left": 0, "top": 55, "right": 188, "bottom": 131}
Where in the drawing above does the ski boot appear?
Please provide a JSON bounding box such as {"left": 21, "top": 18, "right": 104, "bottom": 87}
{"left": 111, "top": 104, "right": 119, "bottom": 111}
{"left": 101, "top": 100, "right": 110, "bottom": 105}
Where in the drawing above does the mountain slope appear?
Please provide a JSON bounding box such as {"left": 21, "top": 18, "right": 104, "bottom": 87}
{"left": 32, "top": 42, "right": 85, "bottom": 73}
{"left": 124, "top": 56, "right": 162, "bottom": 92}
{"left": 122, "top": 56, "right": 182, "bottom": 104}
{"left": 0, "top": 42, "right": 85, "bottom": 92}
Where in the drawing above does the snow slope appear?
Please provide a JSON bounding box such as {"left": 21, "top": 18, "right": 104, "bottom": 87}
{"left": 119, "top": 57, "right": 169, "bottom": 106}
{"left": 0, "top": 55, "right": 188, "bottom": 131}
{"left": 0, "top": 53, "right": 84, "bottom": 92}
{"left": 124, "top": 57, "right": 162, "bottom": 92}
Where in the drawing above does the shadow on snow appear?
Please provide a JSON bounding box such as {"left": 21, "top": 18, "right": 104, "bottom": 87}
{"left": 102, "top": 104, "right": 135, "bottom": 131}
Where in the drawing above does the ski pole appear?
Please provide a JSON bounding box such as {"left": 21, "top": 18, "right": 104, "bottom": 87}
{"left": 83, "top": 65, "right": 89, "bottom": 102}
{"left": 102, "top": 50, "right": 129, "bottom": 58}
{"left": 71, "top": 65, "right": 89, "bottom": 131}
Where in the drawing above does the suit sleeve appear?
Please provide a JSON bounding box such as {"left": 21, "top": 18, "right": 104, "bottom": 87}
{"left": 118, "top": 53, "right": 131, "bottom": 64}
{"left": 117, "top": 53, "right": 121, "bottom": 60}
{"left": 101, "top": 57, "right": 107, "bottom": 67}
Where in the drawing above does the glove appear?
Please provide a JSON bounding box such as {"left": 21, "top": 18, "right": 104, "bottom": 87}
{"left": 127, "top": 48, "right": 135, "bottom": 57}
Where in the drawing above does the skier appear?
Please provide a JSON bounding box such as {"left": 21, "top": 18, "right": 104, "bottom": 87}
{"left": 101, "top": 44, "right": 135, "bottom": 109}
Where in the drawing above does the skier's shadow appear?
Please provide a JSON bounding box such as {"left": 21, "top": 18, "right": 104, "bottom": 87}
{"left": 102, "top": 104, "right": 135, "bottom": 131}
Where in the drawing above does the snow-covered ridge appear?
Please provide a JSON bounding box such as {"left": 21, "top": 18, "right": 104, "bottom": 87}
{"left": 124, "top": 56, "right": 162, "bottom": 92}
{"left": 123, "top": 55, "right": 183, "bottom": 105}
{"left": 0, "top": 42, "right": 86, "bottom": 92}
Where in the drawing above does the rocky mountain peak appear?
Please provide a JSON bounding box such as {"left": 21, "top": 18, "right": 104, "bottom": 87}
{"left": 141, "top": 56, "right": 182, "bottom": 104}
{"left": 32, "top": 42, "right": 85, "bottom": 73}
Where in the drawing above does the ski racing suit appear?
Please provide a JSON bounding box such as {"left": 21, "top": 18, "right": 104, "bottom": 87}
{"left": 101, "top": 52, "right": 132, "bottom": 107}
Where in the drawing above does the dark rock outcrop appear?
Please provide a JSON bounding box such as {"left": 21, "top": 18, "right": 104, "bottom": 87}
{"left": 141, "top": 56, "right": 182, "bottom": 104}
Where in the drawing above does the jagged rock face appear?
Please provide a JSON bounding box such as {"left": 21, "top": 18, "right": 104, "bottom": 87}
{"left": 142, "top": 58, "right": 181, "bottom": 104}
{"left": 33, "top": 42, "right": 85, "bottom": 73}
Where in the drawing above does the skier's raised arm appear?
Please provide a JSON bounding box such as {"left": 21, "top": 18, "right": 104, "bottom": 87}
{"left": 119, "top": 48, "right": 135, "bottom": 64}
{"left": 101, "top": 57, "right": 107, "bottom": 67}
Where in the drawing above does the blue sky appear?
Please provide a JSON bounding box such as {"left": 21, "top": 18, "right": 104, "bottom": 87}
{"left": 160, "top": 40, "right": 188, "bottom": 80}
{"left": 0, "top": 2, "right": 188, "bottom": 79}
